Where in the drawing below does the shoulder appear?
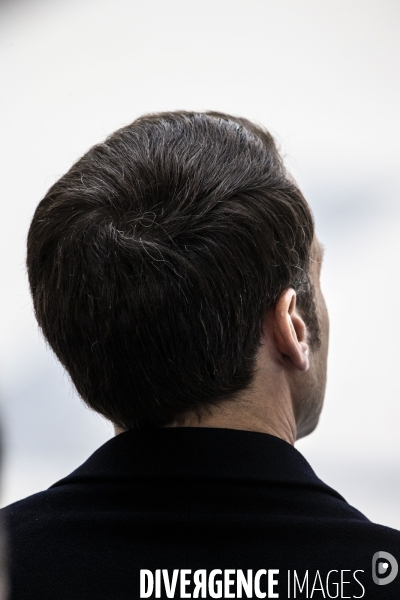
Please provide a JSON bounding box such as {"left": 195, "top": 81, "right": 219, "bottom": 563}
{"left": 2, "top": 484, "right": 78, "bottom": 534}
{"left": 2, "top": 487, "right": 62, "bottom": 516}
{"left": 351, "top": 518, "right": 400, "bottom": 546}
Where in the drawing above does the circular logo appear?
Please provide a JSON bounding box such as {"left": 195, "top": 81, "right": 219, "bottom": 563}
{"left": 372, "top": 551, "right": 398, "bottom": 586}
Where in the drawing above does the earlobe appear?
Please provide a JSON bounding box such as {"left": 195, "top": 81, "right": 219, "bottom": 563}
{"left": 273, "top": 289, "right": 310, "bottom": 372}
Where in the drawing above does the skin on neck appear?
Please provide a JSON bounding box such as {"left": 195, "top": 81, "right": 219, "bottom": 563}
{"left": 164, "top": 364, "right": 298, "bottom": 445}
{"left": 162, "top": 287, "right": 310, "bottom": 446}
{"left": 115, "top": 238, "right": 328, "bottom": 446}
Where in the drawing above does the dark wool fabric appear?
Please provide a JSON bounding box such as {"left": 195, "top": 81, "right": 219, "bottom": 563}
{"left": 3, "top": 428, "right": 400, "bottom": 599}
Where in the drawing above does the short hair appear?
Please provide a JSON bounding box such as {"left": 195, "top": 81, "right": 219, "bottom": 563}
{"left": 27, "top": 111, "right": 319, "bottom": 429}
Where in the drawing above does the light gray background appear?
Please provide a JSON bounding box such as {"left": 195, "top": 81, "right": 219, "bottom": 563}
{"left": 1, "top": 0, "right": 399, "bottom": 528}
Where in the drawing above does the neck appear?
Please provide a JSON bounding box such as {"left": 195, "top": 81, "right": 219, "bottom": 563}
{"left": 165, "top": 353, "right": 298, "bottom": 445}
{"left": 164, "top": 387, "right": 297, "bottom": 446}
{"left": 115, "top": 374, "right": 297, "bottom": 446}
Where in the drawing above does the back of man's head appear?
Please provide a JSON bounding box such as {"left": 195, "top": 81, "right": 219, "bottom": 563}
{"left": 27, "top": 111, "right": 318, "bottom": 430}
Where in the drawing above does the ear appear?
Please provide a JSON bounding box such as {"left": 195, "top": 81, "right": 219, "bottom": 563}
{"left": 273, "top": 289, "right": 309, "bottom": 372}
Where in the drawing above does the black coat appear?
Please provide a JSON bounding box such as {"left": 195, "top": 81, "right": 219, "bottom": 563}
{"left": 3, "top": 427, "right": 400, "bottom": 599}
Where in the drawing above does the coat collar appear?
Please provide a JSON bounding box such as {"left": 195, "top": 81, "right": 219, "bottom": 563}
{"left": 51, "top": 427, "right": 344, "bottom": 501}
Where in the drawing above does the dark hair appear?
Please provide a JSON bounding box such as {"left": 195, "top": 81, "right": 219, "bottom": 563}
{"left": 27, "top": 111, "right": 319, "bottom": 429}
